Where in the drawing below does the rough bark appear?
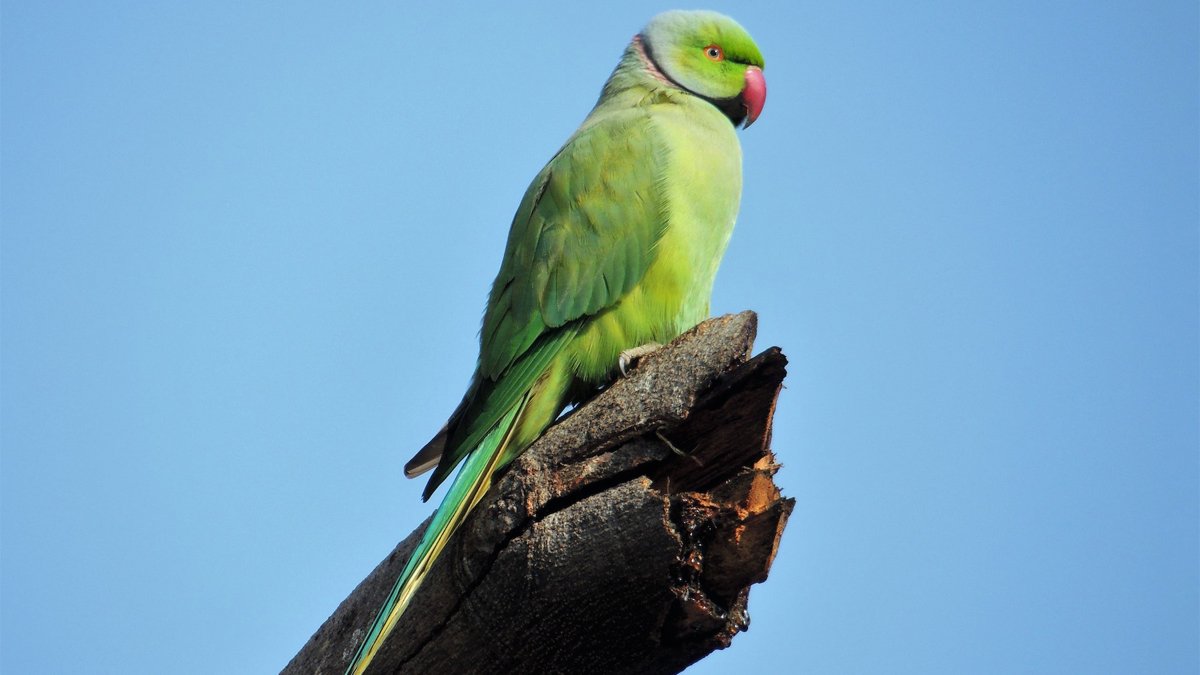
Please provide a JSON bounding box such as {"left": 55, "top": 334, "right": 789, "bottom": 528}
{"left": 284, "top": 312, "right": 792, "bottom": 675}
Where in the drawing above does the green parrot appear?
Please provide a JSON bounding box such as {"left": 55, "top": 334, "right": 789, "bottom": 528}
{"left": 347, "top": 10, "right": 765, "bottom": 673}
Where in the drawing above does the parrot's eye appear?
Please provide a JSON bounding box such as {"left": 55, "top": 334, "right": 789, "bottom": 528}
{"left": 704, "top": 45, "right": 724, "bottom": 62}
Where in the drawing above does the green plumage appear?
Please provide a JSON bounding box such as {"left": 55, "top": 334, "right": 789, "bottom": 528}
{"left": 347, "top": 10, "right": 765, "bottom": 674}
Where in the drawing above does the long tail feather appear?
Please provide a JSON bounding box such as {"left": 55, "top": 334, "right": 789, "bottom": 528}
{"left": 345, "top": 399, "right": 526, "bottom": 675}
{"left": 403, "top": 424, "right": 446, "bottom": 479}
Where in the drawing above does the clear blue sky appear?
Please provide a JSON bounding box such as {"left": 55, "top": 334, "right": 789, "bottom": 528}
{"left": 3, "top": 2, "right": 1196, "bottom": 673}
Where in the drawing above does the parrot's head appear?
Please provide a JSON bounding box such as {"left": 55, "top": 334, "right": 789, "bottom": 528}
{"left": 638, "top": 10, "right": 766, "bottom": 128}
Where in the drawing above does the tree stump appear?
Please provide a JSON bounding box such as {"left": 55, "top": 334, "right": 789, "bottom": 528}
{"left": 284, "top": 312, "right": 793, "bottom": 675}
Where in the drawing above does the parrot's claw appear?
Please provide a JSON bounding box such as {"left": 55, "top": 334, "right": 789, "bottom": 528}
{"left": 618, "top": 342, "right": 663, "bottom": 377}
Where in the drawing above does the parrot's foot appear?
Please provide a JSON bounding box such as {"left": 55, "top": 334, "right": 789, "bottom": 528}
{"left": 618, "top": 342, "right": 663, "bottom": 377}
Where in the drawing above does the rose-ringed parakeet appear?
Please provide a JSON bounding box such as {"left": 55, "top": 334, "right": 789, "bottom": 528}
{"left": 347, "top": 10, "right": 765, "bottom": 673}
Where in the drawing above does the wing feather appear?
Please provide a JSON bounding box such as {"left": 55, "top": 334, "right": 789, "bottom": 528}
{"left": 419, "top": 109, "right": 669, "bottom": 496}
{"left": 480, "top": 111, "right": 669, "bottom": 380}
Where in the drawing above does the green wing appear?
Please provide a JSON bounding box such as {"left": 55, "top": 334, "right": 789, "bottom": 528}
{"left": 480, "top": 110, "right": 668, "bottom": 379}
{"left": 423, "top": 110, "right": 669, "bottom": 495}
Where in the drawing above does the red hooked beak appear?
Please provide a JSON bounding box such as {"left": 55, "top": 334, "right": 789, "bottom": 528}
{"left": 742, "top": 66, "right": 766, "bottom": 128}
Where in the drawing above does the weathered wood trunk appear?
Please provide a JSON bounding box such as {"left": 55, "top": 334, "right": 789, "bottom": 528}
{"left": 284, "top": 312, "right": 792, "bottom": 675}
